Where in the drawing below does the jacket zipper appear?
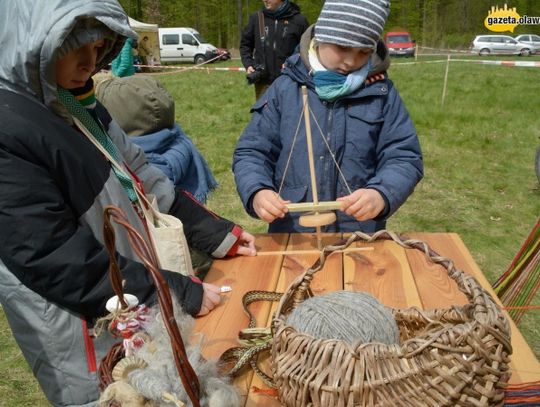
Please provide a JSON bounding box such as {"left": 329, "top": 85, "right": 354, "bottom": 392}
{"left": 273, "top": 20, "right": 278, "bottom": 51}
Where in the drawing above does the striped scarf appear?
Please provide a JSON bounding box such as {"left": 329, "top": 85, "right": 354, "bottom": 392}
{"left": 57, "top": 80, "right": 138, "bottom": 203}
{"left": 69, "top": 79, "right": 97, "bottom": 108}
{"left": 309, "top": 39, "right": 372, "bottom": 102}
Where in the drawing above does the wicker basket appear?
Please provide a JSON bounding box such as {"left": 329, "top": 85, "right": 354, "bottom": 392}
{"left": 271, "top": 230, "right": 512, "bottom": 407}
{"left": 98, "top": 205, "right": 201, "bottom": 407}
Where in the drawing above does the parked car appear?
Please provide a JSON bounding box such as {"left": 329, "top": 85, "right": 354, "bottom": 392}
{"left": 384, "top": 31, "right": 415, "bottom": 57}
{"left": 159, "top": 27, "right": 218, "bottom": 64}
{"left": 470, "top": 35, "right": 533, "bottom": 56}
{"left": 217, "top": 48, "right": 231, "bottom": 60}
{"left": 514, "top": 34, "right": 540, "bottom": 54}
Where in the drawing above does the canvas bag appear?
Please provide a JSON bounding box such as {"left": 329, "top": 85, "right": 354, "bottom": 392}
{"left": 138, "top": 192, "right": 194, "bottom": 276}
{"left": 73, "top": 117, "right": 194, "bottom": 276}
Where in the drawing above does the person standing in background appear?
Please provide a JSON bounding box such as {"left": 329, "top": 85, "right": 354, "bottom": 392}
{"left": 138, "top": 35, "right": 151, "bottom": 66}
{"left": 240, "top": 0, "right": 309, "bottom": 100}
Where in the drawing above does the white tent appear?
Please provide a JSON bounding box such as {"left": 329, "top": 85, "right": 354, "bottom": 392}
{"left": 128, "top": 17, "right": 160, "bottom": 65}
{"left": 128, "top": 17, "right": 158, "bottom": 32}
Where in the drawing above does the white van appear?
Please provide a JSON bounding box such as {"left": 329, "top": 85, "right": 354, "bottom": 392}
{"left": 158, "top": 27, "right": 218, "bottom": 64}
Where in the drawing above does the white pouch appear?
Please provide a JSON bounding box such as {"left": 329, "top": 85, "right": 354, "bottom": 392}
{"left": 140, "top": 194, "right": 194, "bottom": 276}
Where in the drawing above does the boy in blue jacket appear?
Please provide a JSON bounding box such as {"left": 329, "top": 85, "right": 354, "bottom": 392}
{"left": 233, "top": 0, "right": 424, "bottom": 233}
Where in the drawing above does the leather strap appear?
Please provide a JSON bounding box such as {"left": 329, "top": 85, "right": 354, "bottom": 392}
{"left": 257, "top": 10, "right": 267, "bottom": 70}
{"left": 258, "top": 11, "right": 265, "bottom": 43}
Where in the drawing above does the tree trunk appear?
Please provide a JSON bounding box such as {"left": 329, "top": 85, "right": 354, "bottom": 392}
{"left": 237, "top": 0, "right": 243, "bottom": 49}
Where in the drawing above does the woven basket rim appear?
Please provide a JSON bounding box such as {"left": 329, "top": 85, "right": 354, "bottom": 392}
{"left": 269, "top": 231, "right": 512, "bottom": 406}
{"left": 272, "top": 230, "right": 511, "bottom": 356}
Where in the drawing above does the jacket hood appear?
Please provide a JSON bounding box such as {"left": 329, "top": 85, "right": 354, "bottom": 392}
{"left": 285, "top": 24, "right": 390, "bottom": 89}
{"left": 0, "top": 0, "right": 137, "bottom": 111}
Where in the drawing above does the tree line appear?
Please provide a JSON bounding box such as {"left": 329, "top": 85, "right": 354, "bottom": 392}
{"left": 119, "top": 0, "right": 540, "bottom": 50}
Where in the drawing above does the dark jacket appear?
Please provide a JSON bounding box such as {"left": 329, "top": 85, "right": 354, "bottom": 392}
{"left": 0, "top": 92, "right": 237, "bottom": 318}
{"left": 240, "top": 2, "right": 309, "bottom": 84}
{"left": 233, "top": 27, "right": 423, "bottom": 233}
{"left": 0, "top": 88, "right": 245, "bottom": 405}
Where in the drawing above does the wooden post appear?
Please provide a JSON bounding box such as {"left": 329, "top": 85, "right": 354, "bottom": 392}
{"left": 441, "top": 54, "right": 451, "bottom": 106}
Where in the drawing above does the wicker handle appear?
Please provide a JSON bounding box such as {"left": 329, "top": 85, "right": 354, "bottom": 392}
{"left": 102, "top": 205, "right": 201, "bottom": 407}
{"left": 275, "top": 230, "right": 503, "bottom": 328}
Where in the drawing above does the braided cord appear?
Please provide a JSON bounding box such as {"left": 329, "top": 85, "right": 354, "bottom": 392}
{"left": 219, "top": 290, "right": 282, "bottom": 388}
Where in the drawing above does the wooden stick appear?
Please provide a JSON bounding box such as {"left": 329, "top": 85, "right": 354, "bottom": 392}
{"left": 301, "top": 86, "right": 323, "bottom": 250}
{"left": 256, "top": 247, "right": 374, "bottom": 256}
{"left": 302, "top": 86, "right": 318, "bottom": 208}
{"left": 287, "top": 201, "right": 343, "bottom": 213}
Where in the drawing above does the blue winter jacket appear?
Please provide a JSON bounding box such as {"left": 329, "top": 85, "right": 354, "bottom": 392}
{"left": 233, "top": 39, "right": 423, "bottom": 233}
{"left": 131, "top": 124, "right": 218, "bottom": 204}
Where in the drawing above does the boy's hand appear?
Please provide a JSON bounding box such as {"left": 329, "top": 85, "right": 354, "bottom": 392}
{"left": 236, "top": 231, "right": 257, "bottom": 256}
{"left": 197, "top": 283, "right": 221, "bottom": 316}
{"left": 337, "top": 188, "right": 385, "bottom": 221}
{"left": 252, "top": 189, "right": 290, "bottom": 223}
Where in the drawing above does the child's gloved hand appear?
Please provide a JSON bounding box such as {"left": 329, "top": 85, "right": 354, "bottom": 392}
{"left": 252, "top": 189, "right": 290, "bottom": 223}
{"left": 337, "top": 188, "right": 385, "bottom": 221}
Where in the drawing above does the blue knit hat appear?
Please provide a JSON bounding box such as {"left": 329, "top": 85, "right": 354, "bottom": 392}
{"left": 314, "top": 0, "right": 391, "bottom": 49}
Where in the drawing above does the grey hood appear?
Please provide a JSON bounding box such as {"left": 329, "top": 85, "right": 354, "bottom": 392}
{"left": 0, "top": 0, "right": 137, "bottom": 111}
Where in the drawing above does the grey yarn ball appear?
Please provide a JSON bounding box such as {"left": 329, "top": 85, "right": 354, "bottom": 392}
{"left": 286, "top": 291, "right": 400, "bottom": 345}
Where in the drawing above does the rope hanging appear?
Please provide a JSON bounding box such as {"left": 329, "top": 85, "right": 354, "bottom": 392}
{"left": 277, "top": 87, "right": 352, "bottom": 197}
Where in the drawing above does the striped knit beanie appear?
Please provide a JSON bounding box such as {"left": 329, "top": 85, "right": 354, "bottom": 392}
{"left": 314, "top": 0, "right": 391, "bottom": 49}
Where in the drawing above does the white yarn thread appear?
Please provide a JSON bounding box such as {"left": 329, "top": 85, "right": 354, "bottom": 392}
{"left": 128, "top": 297, "right": 240, "bottom": 407}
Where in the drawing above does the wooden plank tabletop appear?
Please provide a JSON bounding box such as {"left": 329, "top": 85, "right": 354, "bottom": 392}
{"left": 193, "top": 232, "right": 540, "bottom": 406}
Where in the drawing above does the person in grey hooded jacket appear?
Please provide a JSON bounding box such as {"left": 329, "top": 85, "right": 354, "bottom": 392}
{"left": 233, "top": 0, "right": 423, "bottom": 233}
{"left": 0, "top": 1, "right": 255, "bottom": 405}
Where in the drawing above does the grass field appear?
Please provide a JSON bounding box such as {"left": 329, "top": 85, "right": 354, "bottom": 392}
{"left": 1, "top": 54, "right": 539, "bottom": 405}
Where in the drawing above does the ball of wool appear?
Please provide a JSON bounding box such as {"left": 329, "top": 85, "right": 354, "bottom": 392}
{"left": 286, "top": 291, "right": 400, "bottom": 345}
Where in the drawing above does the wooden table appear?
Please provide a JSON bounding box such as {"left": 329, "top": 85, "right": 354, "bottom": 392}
{"left": 193, "top": 233, "right": 540, "bottom": 406}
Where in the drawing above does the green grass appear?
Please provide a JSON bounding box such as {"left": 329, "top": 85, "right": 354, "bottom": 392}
{"left": 1, "top": 55, "right": 539, "bottom": 405}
